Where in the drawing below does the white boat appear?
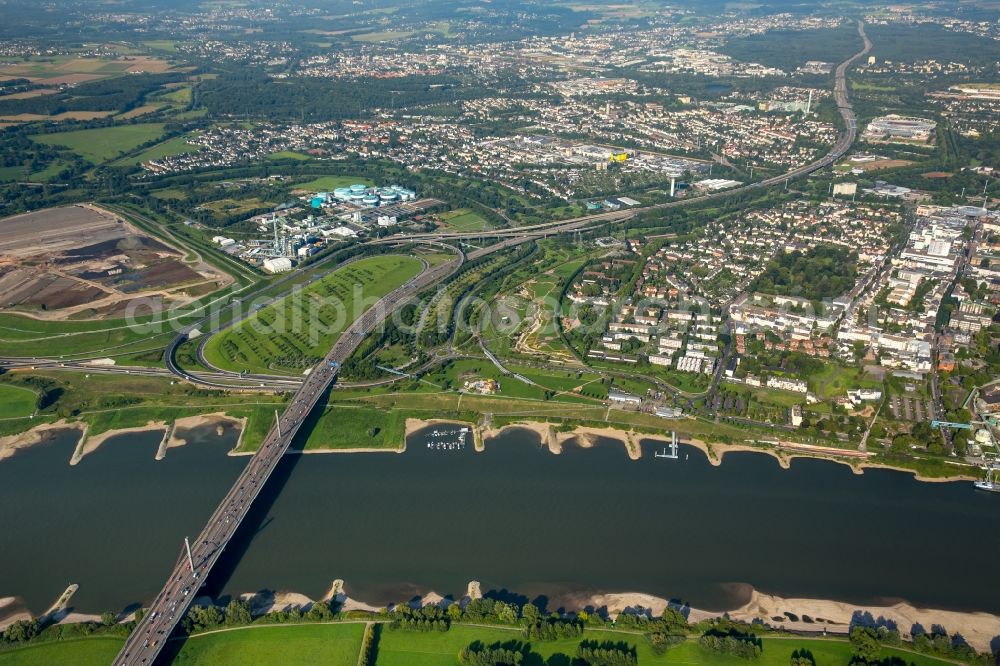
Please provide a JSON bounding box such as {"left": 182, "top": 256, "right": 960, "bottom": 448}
{"left": 974, "top": 467, "right": 1000, "bottom": 493}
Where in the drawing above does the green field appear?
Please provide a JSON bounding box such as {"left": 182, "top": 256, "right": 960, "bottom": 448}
{"left": 173, "top": 623, "right": 365, "bottom": 665}
{"left": 293, "top": 175, "right": 373, "bottom": 191}
{"left": 374, "top": 625, "right": 954, "bottom": 666}
{"left": 161, "top": 86, "right": 192, "bottom": 104}
{"left": 352, "top": 30, "right": 417, "bottom": 42}
{"left": 269, "top": 151, "right": 312, "bottom": 161}
{"left": 0, "top": 159, "right": 72, "bottom": 183}
{"left": 298, "top": 404, "right": 407, "bottom": 451}
{"left": 202, "top": 255, "right": 423, "bottom": 375}
{"left": 116, "top": 135, "right": 201, "bottom": 165}
{"left": 438, "top": 208, "right": 489, "bottom": 232}
{"left": 30, "top": 124, "right": 166, "bottom": 163}
{"left": 0, "top": 311, "right": 183, "bottom": 358}
{"left": 0, "top": 637, "right": 122, "bottom": 666}
{"left": 0, "top": 384, "right": 37, "bottom": 419}
{"left": 0, "top": 623, "right": 961, "bottom": 666}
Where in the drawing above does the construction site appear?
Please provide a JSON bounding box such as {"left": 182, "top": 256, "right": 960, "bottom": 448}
{"left": 0, "top": 205, "right": 231, "bottom": 318}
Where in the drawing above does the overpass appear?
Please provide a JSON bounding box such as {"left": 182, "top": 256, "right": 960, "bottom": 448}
{"left": 113, "top": 23, "right": 872, "bottom": 665}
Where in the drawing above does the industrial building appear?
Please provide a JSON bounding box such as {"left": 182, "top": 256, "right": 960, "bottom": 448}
{"left": 322, "top": 184, "right": 417, "bottom": 208}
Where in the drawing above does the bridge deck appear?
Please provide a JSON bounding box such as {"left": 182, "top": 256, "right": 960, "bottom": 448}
{"left": 115, "top": 255, "right": 462, "bottom": 665}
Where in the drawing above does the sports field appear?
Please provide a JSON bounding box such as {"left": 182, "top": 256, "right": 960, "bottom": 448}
{"left": 202, "top": 255, "right": 423, "bottom": 375}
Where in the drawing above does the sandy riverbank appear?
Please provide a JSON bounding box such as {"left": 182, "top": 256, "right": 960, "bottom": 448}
{"left": 0, "top": 412, "right": 248, "bottom": 464}
{"left": 403, "top": 417, "right": 977, "bottom": 484}
{"left": 563, "top": 588, "right": 1000, "bottom": 653}
{"left": 478, "top": 421, "right": 644, "bottom": 460}
{"left": 0, "top": 595, "right": 100, "bottom": 632}
{"left": 0, "top": 420, "right": 85, "bottom": 462}
{"left": 5, "top": 574, "right": 998, "bottom": 653}
{"left": 0, "top": 414, "right": 978, "bottom": 483}
{"left": 70, "top": 421, "right": 166, "bottom": 465}
{"left": 167, "top": 412, "right": 246, "bottom": 450}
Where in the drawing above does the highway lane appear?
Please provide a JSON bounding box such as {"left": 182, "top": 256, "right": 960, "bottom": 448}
{"left": 114, "top": 252, "right": 465, "bottom": 666}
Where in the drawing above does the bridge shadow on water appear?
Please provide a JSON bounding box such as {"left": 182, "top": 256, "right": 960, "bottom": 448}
{"left": 157, "top": 386, "right": 329, "bottom": 663}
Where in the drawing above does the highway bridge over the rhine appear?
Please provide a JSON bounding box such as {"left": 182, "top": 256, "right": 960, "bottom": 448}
{"left": 115, "top": 21, "right": 870, "bottom": 665}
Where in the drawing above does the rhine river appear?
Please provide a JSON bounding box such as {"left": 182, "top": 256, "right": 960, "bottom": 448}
{"left": 1, "top": 423, "right": 999, "bottom": 618}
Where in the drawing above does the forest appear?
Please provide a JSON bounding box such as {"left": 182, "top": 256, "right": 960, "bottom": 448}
{"left": 749, "top": 244, "right": 859, "bottom": 301}
{"left": 0, "top": 73, "right": 186, "bottom": 116}
{"left": 196, "top": 72, "right": 490, "bottom": 120}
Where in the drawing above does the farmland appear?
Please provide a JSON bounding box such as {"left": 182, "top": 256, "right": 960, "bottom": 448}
{"left": 116, "top": 135, "right": 202, "bottom": 165}
{"left": 30, "top": 124, "right": 167, "bottom": 163}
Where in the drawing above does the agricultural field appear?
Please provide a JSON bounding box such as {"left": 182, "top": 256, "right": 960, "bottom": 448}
{"left": 115, "top": 104, "right": 164, "bottom": 120}
{"left": 116, "top": 135, "right": 202, "bottom": 166}
{"left": 202, "top": 255, "right": 423, "bottom": 375}
{"left": 160, "top": 86, "right": 193, "bottom": 105}
{"left": 0, "top": 111, "right": 115, "bottom": 124}
{"left": 351, "top": 30, "right": 418, "bottom": 42}
{"left": 0, "top": 54, "right": 175, "bottom": 86}
{"left": 30, "top": 124, "right": 166, "bottom": 163}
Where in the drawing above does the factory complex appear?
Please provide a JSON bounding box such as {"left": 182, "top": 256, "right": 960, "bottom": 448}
{"left": 211, "top": 183, "right": 437, "bottom": 273}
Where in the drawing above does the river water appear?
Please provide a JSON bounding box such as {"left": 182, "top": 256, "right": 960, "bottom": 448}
{"left": 1, "top": 423, "right": 998, "bottom": 617}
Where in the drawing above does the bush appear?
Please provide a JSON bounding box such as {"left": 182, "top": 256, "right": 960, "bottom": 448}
{"left": 459, "top": 640, "right": 525, "bottom": 665}
{"left": 647, "top": 631, "right": 686, "bottom": 655}
{"left": 522, "top": 618, "right": 583, "bottom": 641}
{"left": 576, "top": 640, "right": 638, "bottom": 666}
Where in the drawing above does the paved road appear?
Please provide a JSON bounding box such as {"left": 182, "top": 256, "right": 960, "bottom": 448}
{"left": 384, "top": 21, "right": 870, "bottom": 246}
{"left": 115, "top": 23, "right": 872, "bottom": 665}
{"left": 113, "top": 252, "right": 463, "bottom": 666}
